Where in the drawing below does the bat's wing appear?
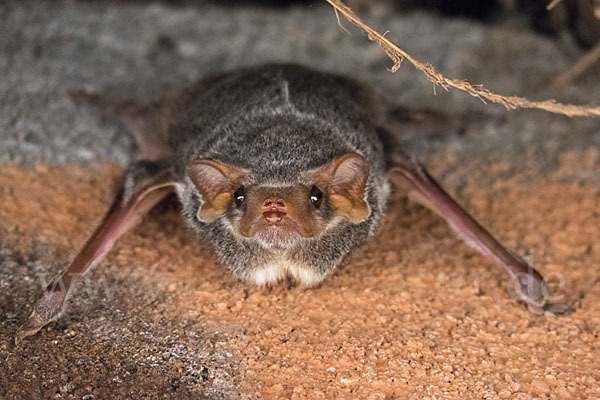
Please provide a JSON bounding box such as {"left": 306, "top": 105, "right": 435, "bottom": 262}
{"left": 70, "top": 90, "right": 174, "bottom": 161}
{"left": 386, "top": 151, "right": 572, "bottom": 315}
{"left": 16, "top": 161, "right": 176, "bottom": 344}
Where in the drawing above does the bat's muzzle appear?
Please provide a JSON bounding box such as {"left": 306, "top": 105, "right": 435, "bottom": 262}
{"left": 261, "top": 197, "right": 288, "bottom": 225}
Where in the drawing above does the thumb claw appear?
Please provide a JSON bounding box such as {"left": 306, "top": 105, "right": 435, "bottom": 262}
{"left": 15, "top": 310, "right": 49, "bottom": 345}
{"left": 543, "top": 302, "right": 574, "bottom": 315}
{"left": 15, "top": 290, "right": 66, "bottom": 345}
{"left": 526, "top": 301, "right": 574, "bottom": 316}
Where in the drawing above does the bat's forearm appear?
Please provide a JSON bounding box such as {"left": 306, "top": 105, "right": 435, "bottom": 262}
{"left": 16, "top": 166, "right": 175, "bottom": 344}
{"left": 388, "top": 152, "right": 572, "bottom": 314}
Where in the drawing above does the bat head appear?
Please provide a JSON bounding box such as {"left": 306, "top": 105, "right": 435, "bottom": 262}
{"left": 185, "top": 152, "right": 371, "bottom": 250}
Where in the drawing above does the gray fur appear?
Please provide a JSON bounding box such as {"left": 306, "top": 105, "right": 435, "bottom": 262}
{"left": 167, "top": 64, "right": 390, "bottom": 283}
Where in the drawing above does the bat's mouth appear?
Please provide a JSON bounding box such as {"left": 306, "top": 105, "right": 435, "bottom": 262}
{"left": 263, "top": 210, "right": 286, "bottom": 225}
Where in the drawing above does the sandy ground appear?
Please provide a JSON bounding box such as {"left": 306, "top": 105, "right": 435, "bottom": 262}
{"left": 1, "top": 157, "right": 600, "bottom": 399}
{"left": 1, "top": 1, "right": 600, "bottom": 399}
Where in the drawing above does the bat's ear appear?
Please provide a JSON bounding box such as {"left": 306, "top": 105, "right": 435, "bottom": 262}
{"left": 186, "top": 159, "right": 248, "bottom": 223}
{"left": 308, "top": 152, "right": 371, "bottom": 224}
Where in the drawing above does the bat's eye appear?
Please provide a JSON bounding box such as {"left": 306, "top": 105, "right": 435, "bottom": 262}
{"left": 234, "top": 187, "right": 245, "bottom": 208}
{"left": 309, "top": 185, "right": 323, "bottom": 208}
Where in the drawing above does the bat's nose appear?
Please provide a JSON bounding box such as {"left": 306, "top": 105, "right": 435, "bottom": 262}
{"left": 262, "top": 197, "right": 287, "bottom": 225}
{"left": 262, "top": 197, "right": 286, "bottom": 209}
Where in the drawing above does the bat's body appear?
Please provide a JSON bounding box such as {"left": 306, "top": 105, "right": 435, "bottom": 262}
{"left": 169, "top": 65, "right": 389, "bottom": 285}
{"left": 18, "top": 64, "right": 570, "bottom": 342}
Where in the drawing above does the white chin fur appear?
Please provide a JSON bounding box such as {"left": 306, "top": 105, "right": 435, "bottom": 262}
{"left": 250, "top": 260, "right": 325, "bottom": 287}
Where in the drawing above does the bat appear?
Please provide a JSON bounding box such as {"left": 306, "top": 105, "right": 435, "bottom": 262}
{"left": 16, "top": 64, "right": 571, "bottom": 343}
